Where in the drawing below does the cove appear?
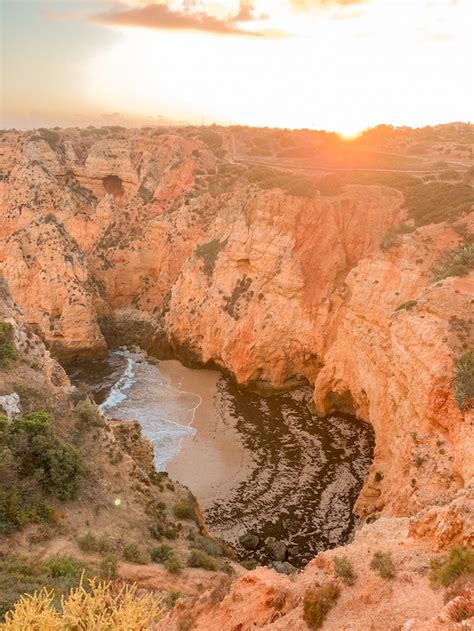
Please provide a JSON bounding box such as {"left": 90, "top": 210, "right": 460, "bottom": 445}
{"left": 68, "top": 350, "right": 374, "bottom": 567}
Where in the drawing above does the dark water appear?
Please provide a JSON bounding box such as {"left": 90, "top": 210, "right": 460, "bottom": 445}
{"left": 210, "top": 376, "right": 374, "bottom": 566}
{"left": 68, "top": 351, "right": 374, "bottom": 568}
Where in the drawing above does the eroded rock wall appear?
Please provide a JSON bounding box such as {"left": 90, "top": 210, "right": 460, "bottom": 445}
{"left": 0, "top": 127, "right": 472, "bottom": 524}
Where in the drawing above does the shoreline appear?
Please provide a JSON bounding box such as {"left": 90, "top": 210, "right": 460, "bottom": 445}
{"left": 163, "top": 361, "right": 254, "bottom": 510}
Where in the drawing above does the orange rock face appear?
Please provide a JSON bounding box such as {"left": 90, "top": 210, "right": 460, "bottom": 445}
{"left": 0, "top": 128, "right": 473, "bottom": 620}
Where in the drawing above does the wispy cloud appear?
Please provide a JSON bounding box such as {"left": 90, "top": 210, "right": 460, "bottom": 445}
{"left": 289, "top": 0, "right": 367, "bottom": 9}
{"left": 91, "top": 1, "right": 280, "bottom": 38}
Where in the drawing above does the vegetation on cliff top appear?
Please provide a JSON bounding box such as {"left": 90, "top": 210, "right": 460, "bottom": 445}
{"left": 0, "top": 554, "right": 89, "bottom": 621}
{"left": 432, "top": 240, "right": 474, "bottom": 281}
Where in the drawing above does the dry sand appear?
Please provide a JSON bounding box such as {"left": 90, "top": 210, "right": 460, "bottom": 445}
{"left": 162, "top": 360, "right": 254, "bottom": 511}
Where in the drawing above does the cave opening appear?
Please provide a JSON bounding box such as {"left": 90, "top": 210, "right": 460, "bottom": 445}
{"left": 102, "top": 174, "right": 124, "bottom": 199}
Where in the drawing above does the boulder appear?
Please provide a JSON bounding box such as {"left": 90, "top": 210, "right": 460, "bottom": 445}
{"left": 239, "top": 533, "right": 260, "bottom": 550}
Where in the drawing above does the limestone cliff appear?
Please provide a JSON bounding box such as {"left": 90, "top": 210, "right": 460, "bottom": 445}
{"left": 0, "top": 125, "right": 473, "bottom": 628}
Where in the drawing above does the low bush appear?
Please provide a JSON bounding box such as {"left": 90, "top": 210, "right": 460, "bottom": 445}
{"left": 164, "top": 555, "right": 182, "bottom": 574}
{"left": 2, "top": 579, "right": 163, "bottom": 628}
{"left": 173, "top": 497, "right": 196, "bottom": 520}
{"left": 453, "top": 351, "right": 474, "bottom": 411}
{"left": 77, "top": 532, "right": 113, "bottom": 554}
{"left": 122, "top": 543, "right": 148, "bottom": 564}
{"left": 333, "top": 556, "right": 357, "bottom": 585}
{"left": 0, "top": 411, "right": 84, "bottom": 534}
{"left": 0, "top": 554, "right": 88, "bottom": 621}
{"left": 75, "top": 399, "right": 104, "bottom": 427}
{"left": 370, "top": 551, "right": 395, "bottom": 579}
{"left": 41, "top": 555, "right": 83, "bottom": 580}
{"left": 187, "top": 549, "right": 217, "bottom": 571}
{"left": 0, "top": 322, "right": 18, "bottom": 369}
{"left": 303, "top": 583, "right": 340, "bottom": 629}
{"left": 150, "top": 544, "right": 173, "bottom": 563}
{"left": 429, "top": 546, "right": 474, "bottom": 587}
{"left": 190, "top": 534, "right": 226, "bottom": 558}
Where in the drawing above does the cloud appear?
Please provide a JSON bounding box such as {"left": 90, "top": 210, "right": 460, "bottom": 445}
{"left": 289, "top": 0, "right": 366, "bottom": 9}
{"left": 92, "top": 1, "right": 277, "bottom": 37}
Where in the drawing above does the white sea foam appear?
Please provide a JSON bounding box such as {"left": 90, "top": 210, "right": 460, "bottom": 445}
{"left": 100, "top": 351, "right": 136, "bottom": 411}
{"left": 99, "top": 351, "right": 202, "bottom": 470}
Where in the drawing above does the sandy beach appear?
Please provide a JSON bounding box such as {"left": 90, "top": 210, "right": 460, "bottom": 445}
{"left": 162, "top": 360, "right": 254, "bottom": 510}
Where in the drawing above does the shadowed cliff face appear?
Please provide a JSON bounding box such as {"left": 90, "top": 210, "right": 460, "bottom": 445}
{"left": 0, "top": 125, "right": 472, "bottom": 529}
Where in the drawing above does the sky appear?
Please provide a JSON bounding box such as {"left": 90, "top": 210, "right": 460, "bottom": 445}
{"left": 1, "top": 0, "right": 473, "bottom": 135}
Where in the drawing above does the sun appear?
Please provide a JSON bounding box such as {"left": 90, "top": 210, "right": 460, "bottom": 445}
{"left": 337, "top": 129, "right": 363, "bottom": 141}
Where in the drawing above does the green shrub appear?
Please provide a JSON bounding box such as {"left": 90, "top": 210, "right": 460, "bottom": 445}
{"left": 429, "top": 546, "right": 474, "bottom": 587}
{"left": 164, "top": 555, "right": 182, "bottom": 575}
{"left": 0, "top": 411, "right": 84, "bottom": 533}
{"left": 432, "top": 241, "right": 474, "bottom": 281}
{"left": 370, "top": 551, "right": 395, "bottom": 579}
{"left": 75, "top": 399, "right": 104, "bottom": 427}
{"left": 100, "top": 553, "right": 118, "bottom": 579}
{"left": 41, "top": 555, "right": 83, "bottom": 580}
{"left": 187, "top": 549, "right": 217, "bottom": 571}
{"left": 333, "top": 556, "right": 357, "bottom": 585}
{"left": 78, "top": 532, "right": 113, "bottom": 554}
{"left": 0, "top": 555, "right": 87, "bottom": 621}
{"left": 28, "top": 432, "right": 84, "bottom": 500}
{"left": 13, "top": 382, "right": 39, "bottom": 406}
{"left": 190, "top": 534, "right": 225, "bottom": 558}
{"left": 173, "top": 496, "right": 197, "bottom": 521}
{"left": 0, "top": 322, "right": 18, "bottom": 369}
{"left": 150, "top": 544, "right": 173, "bottom": 563}
{"left": 12, "top": 411, "right": 50, "bottom": 434}
{"left": 303, "top": 583, "right": 340, "bottom": 629}
{"left": 403, "top": 181, "right": 474, "bottom": 226}
{"left": 453, "top": 351, "right": 474, "bottom": 411}
{"left": 123, "top": 543, "right": 148, "bottom": 564}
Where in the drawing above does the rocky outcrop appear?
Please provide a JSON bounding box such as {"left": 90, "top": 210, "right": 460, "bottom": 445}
{"left": 161, "top": 514, "right": 472, "bottom": 630}
{"left": 0, "top": 214, "right": 108, "bottom": 362}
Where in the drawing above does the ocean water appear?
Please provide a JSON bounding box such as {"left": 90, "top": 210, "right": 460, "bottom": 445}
{"left": 68, "top": 350, "right": 201, "bottom": 470}
{"left": 68, "top": 350, "right": 375, "bottom": 567}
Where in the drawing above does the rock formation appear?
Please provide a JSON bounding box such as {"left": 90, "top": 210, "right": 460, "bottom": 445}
{"left": 0, "top": 124, "right": 473, "bottom": 628}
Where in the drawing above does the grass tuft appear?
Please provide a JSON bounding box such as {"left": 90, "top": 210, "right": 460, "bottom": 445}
{"left": 370, "top": 551, "right": 395, "bottom": 579}
{"left": 333, "top": 556, "right": 357, "bottom": 585}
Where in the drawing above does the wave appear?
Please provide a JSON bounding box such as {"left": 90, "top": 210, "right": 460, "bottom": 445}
{"left": 98, "top": 350, "right": 202, "bottom": 470}
{"left": 100, "top": 351, "right": 136, "bottom": 411}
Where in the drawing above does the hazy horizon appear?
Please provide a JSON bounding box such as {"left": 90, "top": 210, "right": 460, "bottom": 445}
{"left": 1, "top": 0, "right": 473, "bottom": 136}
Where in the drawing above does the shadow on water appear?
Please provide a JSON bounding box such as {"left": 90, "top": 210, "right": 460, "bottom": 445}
{"left": 208, "top": 376, "right": 374, "bottom": 567}
{"left": 67, "top": 353, "right": 374, "bottom": 568}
